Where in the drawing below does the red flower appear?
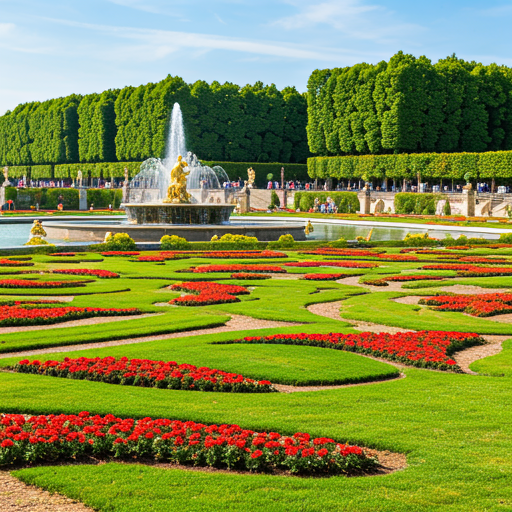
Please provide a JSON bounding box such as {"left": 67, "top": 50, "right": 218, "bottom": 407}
{"left": 251, "top": 450, "right": 263, "bottom": 459}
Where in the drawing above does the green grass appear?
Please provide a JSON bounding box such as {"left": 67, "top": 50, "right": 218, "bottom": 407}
{"left": 2, "top": 248, "right": 512, "bottom": 512}
{"left": 470, "top": 339, "right": 512, "bottom": 377}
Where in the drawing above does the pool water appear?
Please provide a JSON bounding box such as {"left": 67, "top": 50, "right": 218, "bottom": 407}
{"left": 0, "top": 220, "right": 500, "bottom": 248}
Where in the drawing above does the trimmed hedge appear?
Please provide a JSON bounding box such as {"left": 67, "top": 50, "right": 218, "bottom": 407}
{"left": 3, "top": 187, "right": 121, "bottom": 209}
{"left": 307, "top": 151, "right": 512, "bottom": 181}
{"left": 293, "top": 191, "right": 360, "bottom": 212}
{"left": 394, "top": 193, "right": 444, "bottom": 215}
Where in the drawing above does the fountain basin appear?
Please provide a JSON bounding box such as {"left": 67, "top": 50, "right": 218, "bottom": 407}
{"left": 124, "top": 203, "right": 235, "bottom": 225}
{"left": 42, "top": 218, "right": 307, "bottom": 242}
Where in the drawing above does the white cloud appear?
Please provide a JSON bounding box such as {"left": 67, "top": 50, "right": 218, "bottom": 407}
{"left": 44, "top": 17, "right": 379, "bottom": 62}
{"left": 273, "top": 0, "right": 423, "bottom": 43}
{"left": 0, "top": 22, "right": 54, "bottom": 54}
{"left": 479, "top": 4, "right": 512, "bottom": 16}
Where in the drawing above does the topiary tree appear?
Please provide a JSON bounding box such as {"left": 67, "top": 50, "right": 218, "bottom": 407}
{"left": 103, "top": 232, "right": 136, "bottom": 251}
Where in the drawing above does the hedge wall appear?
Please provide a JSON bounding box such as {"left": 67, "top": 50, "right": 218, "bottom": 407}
{"left": 201, "top": 161, "right": 309, "bottom": 187}
{"left": 307, "top": 151, "right": 512, "bottom": 181}
{"left": 4, "top": 187, "right": 122, "bottom": 209}
{"left": 394, "top": 193, "right": 444, "bottom": 215}
{"left": 293, "top": 191, "right": 360, "bottom": 212}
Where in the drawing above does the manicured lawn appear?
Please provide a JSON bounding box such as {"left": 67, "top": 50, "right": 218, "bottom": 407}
{"left": 1, "top": 247, "right": 512, "bottom": 512}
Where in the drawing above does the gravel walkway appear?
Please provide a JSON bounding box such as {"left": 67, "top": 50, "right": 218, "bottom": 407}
{"left": 306, "top": 300, "right": 511, "bottom": 374}
{"left": 0, "top": 315, "right": 302, "bottom": 360}
{"left": 0, "top": 470, "right": 93, "bottom": 512}
{"left": 0, "top": 313, "right": 157, "bottom": 335}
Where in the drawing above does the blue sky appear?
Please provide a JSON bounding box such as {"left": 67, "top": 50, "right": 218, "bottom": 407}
{"left": 0, "top": 0, "right": 511, "bottom": 114}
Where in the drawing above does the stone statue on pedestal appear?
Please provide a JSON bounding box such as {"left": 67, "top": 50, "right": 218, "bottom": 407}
{"left": 2, "top": 166, "right": 10, "bottom": 187}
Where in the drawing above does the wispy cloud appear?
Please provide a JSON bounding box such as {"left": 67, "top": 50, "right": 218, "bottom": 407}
{"left": 0, "top": 22, "right": 54, "bottom": 54}
{"left": 214, "top": 13, "right": 227, "bottom": 25}
{"left": 44, "top": 17, "right": 379, "bottom": 62}
{"left": 479, "top": 4, "right": 512, "bottom": 16}
{"left": 273, "top": 0, "right": 424, "bottom": 43}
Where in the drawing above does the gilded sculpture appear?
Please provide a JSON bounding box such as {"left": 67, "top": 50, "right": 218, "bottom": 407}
{"left": 164, "top": 155, "right": 191, "bottom": 203}
{"left": 247, "top": 167, "right": 255, "bottom": 188}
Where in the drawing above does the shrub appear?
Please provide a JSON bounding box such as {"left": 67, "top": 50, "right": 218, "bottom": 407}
{"left": 24, "top": 237, "right": 53, "bottom": 246}
{"left": 210, "top": 234, "right": 260, "bottom": 250}
{"left": 102, "top": 233, "right": 136, "bottom": 251}
{"left": 394, "top": 193, "right": 444, "bottom": 215}
{"left": 499, "top": 233, "right": 512, "bottom": 244}
{"left": 329, "top": 238, "right": 348, "bottom": 248}
{"left": 403, "top": 233, "right": 438, "bottom": 247}
{"left": 293, "top": 192, "right": 359, "bottom": 213}
{"left": 267, "top": 234, "right": 294, "bottom": 249}
{"left": 160, "top": 235, "right": 191, "bottom": 251}
{"left": 443, "top": 200, "right": 451, "bottom": 216}
{"left": 269, "top": 190, "right": 280, "bottom": 209}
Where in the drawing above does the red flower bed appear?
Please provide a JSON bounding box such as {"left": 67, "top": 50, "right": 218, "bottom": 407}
{"left": 419, "top": 293, "right": 512, "bottom": 317}
{"left": 232, "top": 331, "right": 484, "bottom": 371}
{"left": 198, "top": 251, "right": 288, "bottom": 259}
{"left": 15, "top": 356, "right": 274, "bottom": 393}
{"left": 459, "top": 257, "right": 509, "bottom": 264}
{"left": 101, "top": 252, "right": 140, "bottom": 256}
{"left": 302, "top": 274, "right": 350, "bottom": 280}
{"left": 400, "top": 250, "right": 458, "bottom": 255}
{"left": 447, "top": 246, "right": 470, "bottom": 250}
{"left": 364, "top": 275, "right": 446, "bottom": 286}
{"left": 53, "top": 269, "right": 119, "bottom": 278}
{"left": 284, "top": 261, "right": 378, "bottom": 268}
{"left": 52, "top": 253, "right": 77, "bottom": 257}
{"left": 486, "top": 244, "right": 512, "bottom": 249}
{"left": 0, "top": 279, "right": 85, "bottom": 289}
{"left": 456, "top": 266, "right": 512, "bottom": 277}
{"left": 170, "top": 281, "right": 249, "bottom": 306}
{"left": 422, "top": 264, "right": 476, "bottom": 271}
{"left": 230, "top": 273, "right": 270, "bottom": 280}
{"left": 0, "top": 412, "right": 375, "bottom": 474}
{"left": 376, "top": 255, "right": 419, "bottom": 261}
{"left": 0, "top": 305, "right": 141, "bottom": 327}
{"left": 0, "top": 259, "right": 34, "bottom": 267}
{"left": 301, "top": 249, "right": 384, "bottom": 256}
{"left": 137, "top": 256, "right": 166, "bottom": 262}
{"left": 192, "top": 265, "right": 285, "bottom": 273}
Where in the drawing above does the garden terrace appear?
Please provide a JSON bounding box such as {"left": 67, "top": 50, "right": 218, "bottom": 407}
{"left": 0, "top": 244, "right": 511, "bottom": 511}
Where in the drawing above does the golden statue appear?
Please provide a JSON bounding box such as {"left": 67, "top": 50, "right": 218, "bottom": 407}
{"left": 247, "top": 167, "right": 255, "bottom": 188}
{"left": 164, "top": 155, "right": 191, "bottom": 203}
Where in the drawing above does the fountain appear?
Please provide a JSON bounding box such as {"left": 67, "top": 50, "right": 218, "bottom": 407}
{"left": 43, "top": 103, "right": 306, "bottom": 242}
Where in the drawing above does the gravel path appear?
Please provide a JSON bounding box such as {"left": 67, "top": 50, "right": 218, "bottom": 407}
{"left": 0, "top": 470, "right": 93, "bottom": 512}
{"left": 0, "top": 313, "right": 157, "bottom": 335}
{"left": 307, "top": 301, "right": 412, "bottom": 335}
{"left": 307, "top": 300, "right": 511, "bottom": 374}
{"left": 0, "top": 315, "right": 302, "bottom": 360}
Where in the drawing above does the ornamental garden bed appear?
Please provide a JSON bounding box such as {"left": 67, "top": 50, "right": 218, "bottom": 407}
{"left": 223, "top": 331, "right": 485, "bottom": 372}
{"left": 0, "top": 259, "right": 34, "bottom": 267}
{"left": 0, "top": 279, "right": 87, "bottom": 289}
{"left": 230, "top": 273, "right": 270, "bottom": 280}
{"left": 363, "top": 275, "right": 447, "bottom": 286}
{"left": 0, "top": 412, "right": 376, "bottom": 476}
{"left": 14, "top": 357, "right": 275, "bottom": 393}
{"left": 0, "top": 304, "right": 141, "bottom": 327}
{"left": 419, "top": 293, "right": 512, "bottom": 317}
{"left": 52, "top": 269, "right": 119, "bottom": 278}
{"left": 284, "top": 261, "right": 378, "bottom": 269}
{"left": 302, "top": 273, "right": 358, "bottom": 281}
{"left": 190, "top": 265, "right": 285, "bottom": 274}
{"left": 169, "top": 282, "right": 250, "bottom": 306}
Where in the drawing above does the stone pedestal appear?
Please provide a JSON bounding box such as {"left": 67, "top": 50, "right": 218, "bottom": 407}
{"left": 0, "top": 186, "right": 6, "bottom": 206}
{"left": 357, "top": 190, "right": 371, "bottom": 214}
{"left": 79, "top": 187, "right": 87, "bottom": 211}
{"left": 122, "top": 183, "right": 130, "bottom": 204}
{"left": 462, "top": 189, "right": 475, "bottom": 217}
{"left": 237, "top": 188, "right": 250, "bottom": 213}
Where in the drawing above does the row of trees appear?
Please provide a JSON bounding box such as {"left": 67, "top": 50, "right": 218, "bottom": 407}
{"left": 307, "top": 52, "right": 512, "bottom": 157}
{"left": 307, "top": 151, "right": 512, "bottom": 181}
{"left": 0, "top": 77, "right": 309, "bottom": 167}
